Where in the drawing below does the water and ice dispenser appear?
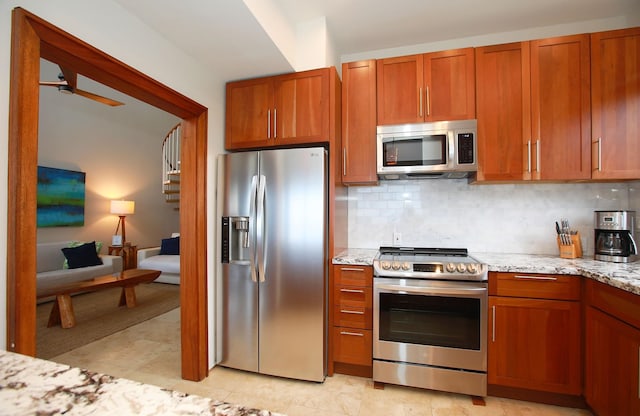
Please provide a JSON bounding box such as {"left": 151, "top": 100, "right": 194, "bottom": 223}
{"left": 221, "top": 216, "right": 250, "bottom": 264}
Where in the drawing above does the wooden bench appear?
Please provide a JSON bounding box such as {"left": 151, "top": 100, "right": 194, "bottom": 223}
{"left": 37, "top": 268, "right": 161, "bottom": 329}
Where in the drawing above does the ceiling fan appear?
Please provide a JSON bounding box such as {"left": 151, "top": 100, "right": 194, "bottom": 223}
{"left": 39, "top": 66, "right": 124, "bottom": 107}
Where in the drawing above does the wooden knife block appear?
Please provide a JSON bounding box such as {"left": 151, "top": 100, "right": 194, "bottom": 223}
{"left": 557, "top": 232, "right": 582, "bottom": 259}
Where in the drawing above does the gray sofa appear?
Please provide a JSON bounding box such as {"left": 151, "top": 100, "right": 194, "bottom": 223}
{"left": 36, "top": 241, "right": 123, "bottom": 297}
{"left": 137, "top": 233, "right": 180, "bottom": 285}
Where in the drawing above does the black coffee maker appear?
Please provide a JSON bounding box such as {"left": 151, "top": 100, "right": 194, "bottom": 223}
{"left": 594, "top": 210, "right": 638, "bottom": 263}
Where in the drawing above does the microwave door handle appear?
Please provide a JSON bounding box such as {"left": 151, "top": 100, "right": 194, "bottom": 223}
{"left": 376, "top": 284, "right": 486, "bottom": 297}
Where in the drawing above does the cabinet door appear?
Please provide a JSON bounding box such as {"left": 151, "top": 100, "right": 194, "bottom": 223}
{"left": 342, "top": 60, "right": 378, "bottom": 184}
{"left": 225, "top": 78, "right": 273, "bottom": 150}
{"left": 488, "top": 296, "right": 581, "bottom": 394}
{"left": 591, "top": 27, "right": 640, "bottom": 180}
{"left": 475, "top": 42, "right": 532, "bottom": 181}
{"left": 423, "top": 47, "right": 475, "bottom": 121}
{"left": 376, "top": 54, "right": 423, "bottom": 125}
{"left": 531, "top": 34, "right": 591, "bottom": 180}
{"left": 585, "top": 307, "right": 640, "bottom": 416}
{"left": 273, "top": 68, "right": 329, "bottom": 145}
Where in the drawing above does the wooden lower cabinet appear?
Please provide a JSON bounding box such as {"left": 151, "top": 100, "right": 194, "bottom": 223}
{"left": 488, "top": 272, "right": 582, "bottom": 397}
{"left": 585, "top": 280, "right": 640, "bottom": 416}
{"left": 331, "top": 265, "right": 373, "bottom": 377}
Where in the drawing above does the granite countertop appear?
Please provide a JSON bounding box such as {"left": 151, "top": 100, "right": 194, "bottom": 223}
{"left": 333, "top": 248, "right": 640, "bottom": 296}
{"left": 0, "top": 350, "right": 282, "bottom": 416}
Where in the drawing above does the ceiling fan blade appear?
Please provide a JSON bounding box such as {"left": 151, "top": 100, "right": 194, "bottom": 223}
{"left": 59, "top": 66, "right": 77, "bottom": 89}
{"left": 74, "top": 88, "right": 124, "bottom": 107}
{"left": 39, "top": 81, "right": 67, "bottom": 87}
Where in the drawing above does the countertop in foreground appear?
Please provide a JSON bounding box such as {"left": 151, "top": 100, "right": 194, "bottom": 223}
{"left": 333, "top": 249, "right": 640, "bottom": 296}
{"left": 0, "top": 350, "right": 282, "bottom": 416}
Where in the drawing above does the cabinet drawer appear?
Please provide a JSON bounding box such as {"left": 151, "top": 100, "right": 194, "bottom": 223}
{"left": 586, "top": 279, "right": 640, "bottom": 330}
{"left": 333, "top": 285, "right": 372, "bottom": 306}
{"left": 334, "top": 265, "right": 373, "bottom": 287}
{"left": 332, "top": 327, "right": 372, "bottom": 366}
{"left": 333, "top": 304, "right": 372, "bottom": 329}
{"left": 489, "top": 272, "right": 581, "bottom": 301}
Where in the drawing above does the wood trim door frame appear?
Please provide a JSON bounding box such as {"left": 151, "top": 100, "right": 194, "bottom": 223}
{"left": 7, "top": 7, "right": 209, "bottom": 381}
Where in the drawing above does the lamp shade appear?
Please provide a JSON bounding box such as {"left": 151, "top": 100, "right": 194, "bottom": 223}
{"left": 110, "top": 200, "right": 135, "bottom": 215}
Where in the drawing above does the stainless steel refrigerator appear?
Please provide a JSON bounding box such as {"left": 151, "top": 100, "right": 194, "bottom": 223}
{"left": 216, "top": 147, "right": 327, "bottom": 382}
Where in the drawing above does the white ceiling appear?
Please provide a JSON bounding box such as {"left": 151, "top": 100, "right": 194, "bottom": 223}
{"left": 113, "top": 0, "right": 640, "bottom": 82}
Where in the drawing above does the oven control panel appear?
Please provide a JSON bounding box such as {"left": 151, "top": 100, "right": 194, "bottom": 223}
{"left": 374, "top": 260, "right": 487, "bottom": 281}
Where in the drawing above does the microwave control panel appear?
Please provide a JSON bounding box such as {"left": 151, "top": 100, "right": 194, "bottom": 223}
{"left": 457, "top": 133, "right": 475, "bottom": 164}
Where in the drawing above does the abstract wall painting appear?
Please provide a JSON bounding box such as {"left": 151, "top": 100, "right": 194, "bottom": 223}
{"left": 37, "top": 166, "right": 86, "bottom": 227}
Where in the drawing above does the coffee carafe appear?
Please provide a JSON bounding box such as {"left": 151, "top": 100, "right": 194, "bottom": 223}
{"left": 594, "top": 210, "right": 638, "bottom": 263}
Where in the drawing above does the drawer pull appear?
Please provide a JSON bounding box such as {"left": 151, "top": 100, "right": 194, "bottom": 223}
{"left": 340, "top": 309, "right": 364, "bottom": 315}
{"left": 341, "top": 267, "right": 365, "bottom": 272}
{"left": 492, "top": 305, "right": 496, "bottom": 342}
{"left": 340, "top": 288, "right": 365, "bottom": 294}
{"left": 514, "top": 275, "right": 557, "bottom": 281}
{"left": 340, "top": 331, "right": 364, "bottom": 337}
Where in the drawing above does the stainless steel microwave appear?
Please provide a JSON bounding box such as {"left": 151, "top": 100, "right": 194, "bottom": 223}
{"left": 376, "top": 120, "right": 477, "bottom": 179}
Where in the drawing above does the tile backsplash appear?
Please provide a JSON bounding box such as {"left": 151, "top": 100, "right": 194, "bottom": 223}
{"left": 348, "top": 180, "right": 640, "bottom": 256}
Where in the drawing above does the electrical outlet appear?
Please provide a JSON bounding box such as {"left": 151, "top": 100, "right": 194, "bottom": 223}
{"left": 393, "top": 232, "right": 402, "bottom": 246}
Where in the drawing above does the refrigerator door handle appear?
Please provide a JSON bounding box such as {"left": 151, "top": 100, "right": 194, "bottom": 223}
{"left": 256, "top": 174, "right": 266, "bottom": 282}
{"left": 249, "top": 175, "right": 258, "bottom": 283}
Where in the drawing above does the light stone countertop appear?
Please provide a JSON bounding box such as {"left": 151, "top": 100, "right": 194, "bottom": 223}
{"left": 332, "top": 248, "right": 640, "bottom": 296}
{"left": 0, "top": 350, "right": 282, "bottom": 416}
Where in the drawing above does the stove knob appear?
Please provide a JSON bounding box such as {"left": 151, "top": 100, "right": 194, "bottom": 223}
{"left": 392, "top": 261, "right": 401, "bottom": 270}
{"left": 381, "top": 261, "right": 391, "bottom": 270}
{"left": 456, "top": 263, "right": 467, "bottom": 273}
{"left": 445, "top": 263, "right": 456, "bottom": 273}
{"left": 466, "top": 263, "right": 478, "bottom": 274}
{"left": 401, "top": 262, "right": 411, "bottom": 271}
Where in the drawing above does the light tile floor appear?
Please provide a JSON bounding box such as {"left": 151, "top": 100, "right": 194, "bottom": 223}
{"left": 52, "top": 308, "right": 593, "bottom": 416}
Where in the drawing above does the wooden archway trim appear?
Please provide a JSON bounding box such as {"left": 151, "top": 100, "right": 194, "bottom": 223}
{"left": 8, "top": 7, "right": 209, "bottom": 381}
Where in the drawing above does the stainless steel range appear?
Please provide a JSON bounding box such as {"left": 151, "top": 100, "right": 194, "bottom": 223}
{"left": 373, "top": 247, "right": 488, "bottom": 396}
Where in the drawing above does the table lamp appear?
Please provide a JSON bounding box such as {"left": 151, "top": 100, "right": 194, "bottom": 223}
{"left": 110, "top": 200, "right": 135, "bottom": 246}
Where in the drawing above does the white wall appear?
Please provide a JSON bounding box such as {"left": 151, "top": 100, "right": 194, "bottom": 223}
{"left": 0, "top": 1, "right": 224, "bottom": 363}
{"left": 37, "top": 65, "right": 180, "bottom": 249}
{"left": 348, "top": 180, "right": 639, "bottom": 256}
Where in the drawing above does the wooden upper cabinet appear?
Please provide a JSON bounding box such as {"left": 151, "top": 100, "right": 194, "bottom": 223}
{"left": 591, "top": 27, "right": 640, "bottom": 180}
{"left": 376, "top": 54, "right": 423, "bottom": 125}
{"left": 424, "top": 48, "right": 475, "bottom": 121}
{"left": 225, "top": 68, "right": 331, "bottom": 150}
{"left": 273, "top": 68, "right": 329, "bottom": 145}
{"left": 225, "top": 77, "right": 274, "bottom": 149}
{"left": 475, "top": 42, "right": 532, "bottom": 181}
{"left": 530, "top": 34, "right": 591, "bottom": 180}
{"left": 342, "top": 60, "right": 378, "bottom": 184}
{"left": 376, "top": 49, "right": 475, "bottom": 125}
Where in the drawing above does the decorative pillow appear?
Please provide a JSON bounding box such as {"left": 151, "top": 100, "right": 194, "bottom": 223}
{"left": 61, "top": 241, "right": 103, "bottom": 269}
{"left": 160, "top": 236, "right": 180, "bottom": 255}
{"left": 63, "top": 241, "right": 103, "bottom": 269}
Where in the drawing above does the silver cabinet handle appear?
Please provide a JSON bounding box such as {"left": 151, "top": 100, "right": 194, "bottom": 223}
{"left": 342, "top": 148, "right": 347, "bottom": 177}
{"left": 597, "top": 137, "right": 602, "bottom": 172}
{"left": 527, "top": 140, "right": 532, "bottom": 173}
{"left": 536, "top": 139, "right": 540, "bottom": 173}
{"left": 418, "top": 87, "right": 423, "bottom": 117}
{"left": 340, "top": 309, "right": 365, "bottom": 315}
{"left": 273, "top": 108, "right": 277, "bottom": 139}
{"left": 425, "top": 86, "right": 431, "bottom": 116}
{"left": 492, "top": 305, "right": 496, "bottom": 342}
{"left": 514, "top": 275, "right": 558, "bottom": 281}
{"left": 340, "top": 288, "right": 365, "bottom": 294}
{"left": 267, "top": 110, "right": 271, "bottom": 139}
{"left": 340, "top": 331, "right": 364, "bottom": 337}
{"left": 341, "top": 267, "right": 365, "bottom": 272}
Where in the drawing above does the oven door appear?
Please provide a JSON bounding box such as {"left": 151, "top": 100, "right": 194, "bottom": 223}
{"left": 373, "top": 278, "right": 487, "bottom": 372}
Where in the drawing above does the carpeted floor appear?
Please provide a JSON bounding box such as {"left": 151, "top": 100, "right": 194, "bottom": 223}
{"left": 36, "top": 282, "right": 180, "bottom": 359}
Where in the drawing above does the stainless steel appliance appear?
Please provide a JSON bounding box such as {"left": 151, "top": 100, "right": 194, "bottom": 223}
{"left": 376, "top": 119, "right": 477, "bottom": 179}
{"left": 594, "top": 210, "right": 638, "bottom": 263}
{"left": 373, "top": 247, "right": 488, "bottom": 396}
{"left": 217, "top": 147, "right": 327, "bottom": 382}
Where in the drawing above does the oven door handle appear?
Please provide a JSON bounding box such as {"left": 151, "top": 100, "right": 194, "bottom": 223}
{"left": 375, "top": 284, "right": 487, "bottom": 297}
